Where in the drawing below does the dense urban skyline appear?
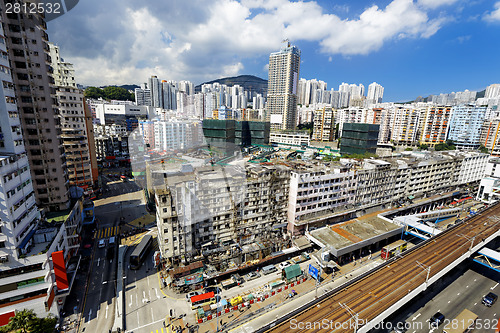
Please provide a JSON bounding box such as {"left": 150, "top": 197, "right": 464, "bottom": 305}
{"left": 47, "top": 0, "right": 500, "bottom": 102}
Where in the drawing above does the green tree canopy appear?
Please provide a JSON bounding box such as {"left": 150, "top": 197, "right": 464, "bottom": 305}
{"left": 479, "top": 144, "right": 489, "bottom": 154}
{"left": 84, "top": 86, "right": 134, "bottom": 101}
{"left": 8, "top": 309, "right": 37, "bottom": 333}
{"left": 434, "top": 140, "right": 456, "bottom": 151}
{"left": 84, "top": 86, "right": 105, "bottom": 99}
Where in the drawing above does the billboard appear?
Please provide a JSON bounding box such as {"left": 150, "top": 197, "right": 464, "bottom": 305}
{"left": 52, "top": 251, "right": 69, "bottom": 291}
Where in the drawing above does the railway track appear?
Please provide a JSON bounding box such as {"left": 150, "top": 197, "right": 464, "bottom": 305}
{"left": 267, "top": 202, "right": 500, "bottom": 333}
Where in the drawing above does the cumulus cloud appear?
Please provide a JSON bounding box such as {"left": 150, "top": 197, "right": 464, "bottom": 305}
{"left": 484, "top": 1, "right": 500, "bottom": 22}
{"left": 47, "top": 0, "right": 452, "bottom": 86}
{"left": 417, "top": 0, "right": 460, "bottom": 9}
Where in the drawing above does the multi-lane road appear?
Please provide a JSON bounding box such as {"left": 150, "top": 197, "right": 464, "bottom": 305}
{"left": 267, "top": 202, "right": 500, "bottom": 333}
{"left": 78, "top": 174, "right": 148, "bottom": 333}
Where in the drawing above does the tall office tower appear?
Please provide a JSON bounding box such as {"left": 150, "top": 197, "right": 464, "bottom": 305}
{"left": 267, "top": 41, "right": 301, "bottom": 130}
{"left": 1, "top": 4, "right": 70, "bottom": 211}
{"left": 367, "top": 82, "right": 384, "bottom": 104}
{"left": 485, "top": 84, "right": 500, "bottom": 99}
{"left": 134, "top": 88, "right": 152, "bottom": 106}
{"left": 148, "top": 76, "right": 163, "bottom": 108}
{"left": 49, "top": 43, "right": 98, "bottom": 195}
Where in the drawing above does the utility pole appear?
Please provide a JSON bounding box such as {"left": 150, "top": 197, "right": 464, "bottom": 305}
{"left": 339, "top": 302, "right": 359, "bottom": 333}
{"left": 416, "top": 261, "right": 431, "bottom": 290}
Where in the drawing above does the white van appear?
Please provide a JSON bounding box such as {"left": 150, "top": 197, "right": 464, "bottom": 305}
{"left": 262, "top": 265, "right": 277, "bottom": 275}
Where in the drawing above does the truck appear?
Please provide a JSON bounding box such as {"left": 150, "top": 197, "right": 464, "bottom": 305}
{"left": 291, "top": 252, "right": 310, "bottom": 264}
{"left": 221, "top": 278, "right": 237, "bottom": 290}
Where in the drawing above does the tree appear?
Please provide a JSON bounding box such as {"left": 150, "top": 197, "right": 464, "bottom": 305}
{"left": 418, "top": 143, "right": 429, "bottom": 150}
{"left": 404, "top": 147, "right": 413, "bottom": 151}
{"left": 8, "top": 309, "right": 37, "bottom": 333}
{"left": 30, "top": 314, "right": 57, "bottom": 333}
{"left": 102, "top": 86, "right": 134, "bottom": 101}
{"left": 84, "top": 86, "right": 105, "bottom": 99}
{"left": 479, "top": 145, "right": 489, "bottom": 154}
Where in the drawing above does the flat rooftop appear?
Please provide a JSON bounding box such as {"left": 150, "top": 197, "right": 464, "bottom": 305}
{"left": 309, "top": 216, "right": 402, "bottom": 257}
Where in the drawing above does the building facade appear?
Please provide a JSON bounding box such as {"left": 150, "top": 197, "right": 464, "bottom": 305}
{"left": 267, "top": 43, "right": 301, "bottom": 130}
{"left": 1, "top": 5, "right": 70, "bottom": 211}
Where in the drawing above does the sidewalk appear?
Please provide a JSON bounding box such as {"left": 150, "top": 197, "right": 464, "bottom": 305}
{"left": 192, "top": 253, "right": 385, "bottom": 333}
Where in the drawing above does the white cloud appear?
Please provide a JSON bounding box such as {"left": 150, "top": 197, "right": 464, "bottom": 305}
{"left": 484, "top": 1, "right": 500, "bottom": 22}
{"left": 417, "top": 0, "right": 460, "bottom": 9}
{"left": 47, "top": 0, "right": 452, "bottom": 86}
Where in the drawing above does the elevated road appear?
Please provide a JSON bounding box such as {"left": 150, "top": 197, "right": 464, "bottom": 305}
{"left": 265, "top": 202, "right": 500, "bottom": 333}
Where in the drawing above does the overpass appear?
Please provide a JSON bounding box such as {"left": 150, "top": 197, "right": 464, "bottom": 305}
{"left": 259, "top": 201, "right": 500, "bottom": 333}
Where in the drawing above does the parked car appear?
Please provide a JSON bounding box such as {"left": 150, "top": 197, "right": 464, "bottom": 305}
{"left": 245, "top": 271, "right": 261, "bottom": 281}
{"left": 482, "top": 292, "right": 498, "bottom": 307}
{"left": 429, "top": 312, "right": 445, "bottom": 327}
{"left": 231, "top": 274, "right": 244, "bottom": 285}
{"left": 278, "top": 261, "right": 291, "bottom": 270}
{"left": 186, "top": 291, "right": 200, "bottom": 301}
{"left": 262, "top": 265, "right": 277, "bottom": 275}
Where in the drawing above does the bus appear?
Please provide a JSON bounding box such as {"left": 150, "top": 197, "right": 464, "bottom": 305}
{"left": 381, "top": 240, "right": 407, "bottom": 260}
{"left": 191, "top": 292, "right": 215, "bottom": 310}
{"left": 130, "top": 235, "right": 153, "bottom": 269}
{"left": 443, "top": 309, "right": 477, "bottom": 333}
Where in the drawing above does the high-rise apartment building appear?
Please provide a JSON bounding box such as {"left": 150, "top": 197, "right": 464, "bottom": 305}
{"left": 367, "top": 82, "right": 384, "bottom": 104}
{"left": 49, "top": 44, "right": 98, "bottom": 195}
{"left": 448, "top": 105, "right": 488, "bottom": 149}
{"left": 266, "top": 42, "right": 300, "bottom": 130}
{"left": 485, "top": 84, "right": 500, "bottom": 99}
{"left": 0, "top": 19, "right": 85, "bottom": 320}
{"left": 390, "top": 105, "right": 421, "bottom": 144}
{"left": 1, "top": 3, "right": 69, "bottom": 211}
{"left": 312, "top": 106, "right": 335, "bottom": 141}
{"left": 418, "top": 106, "right": 452, "bottom": 146}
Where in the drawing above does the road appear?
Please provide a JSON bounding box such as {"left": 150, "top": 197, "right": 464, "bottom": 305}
{"left": 79, "top": 175, "right": 148, "bottom": 333}
{"left": 379, "top": 264, "right": 500, "bottom": 333}
{"left": 267, "top": 201, "right": 500, "bottom": 333}
{"left": 123, "top": 239, "right": 179, "bottom": 333}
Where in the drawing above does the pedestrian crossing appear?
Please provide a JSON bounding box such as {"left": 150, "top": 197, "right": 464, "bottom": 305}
{"left": 96, "top": 226, "right": 119, "bottom": 239}
{"left": 149, "top": 327, "right": 169, "bottom": 333}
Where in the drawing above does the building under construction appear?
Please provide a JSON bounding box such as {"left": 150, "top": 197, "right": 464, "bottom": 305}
{"left": 154, "top": 162, "right": 290, "bottom": 269}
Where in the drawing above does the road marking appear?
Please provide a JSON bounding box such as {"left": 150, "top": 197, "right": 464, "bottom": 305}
{"left": 151, "top": 308, "right": 154, "bottom": 322}
{"left": 143, "top": 291, "right": 148, "bottom": 303}
{"left": 88, "top": 309, "right": 92, "bottom": 322}
{"left": 457, "top": 293, "right": 460, "bottom": 295}
{"left": 466, "top": 285, "right": 469, "bottom": 288}
{"left": 129, "top": 295, "right": 133, "bottom": 307}
{"left": 474, "top": 302, "right": 477, "bottom": 305}
{"left": 492, "top": 283, "right": 499, "bottom": 290}
{"left": 97, "top": 258, "right": 100, "bottom": 267}
{"left": 137, "top": 312, "right": 140, "bottom": 327}
{"left": 448, "top": 301, "right": 451, "bottom": 303}
{"left": 155, "top": 288, "right": 160, "bottom": 299}
{"left": 412, "top": 313, "right": 421, "bottom": 321}
{"left": 105, "top": 305, "right": 108, "bottom": 319}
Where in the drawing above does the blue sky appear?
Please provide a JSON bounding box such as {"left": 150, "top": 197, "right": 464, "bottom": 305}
{"left": 47, "top": 0, "right": 500, "bottom": 102}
